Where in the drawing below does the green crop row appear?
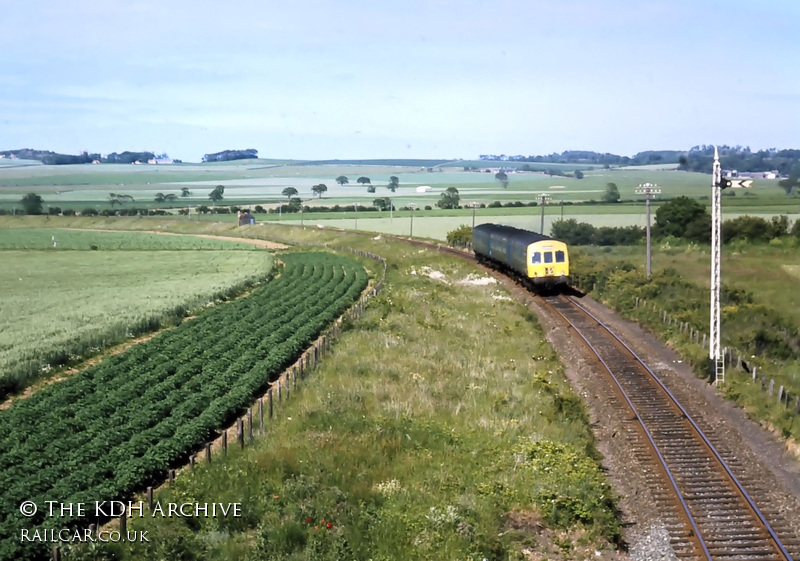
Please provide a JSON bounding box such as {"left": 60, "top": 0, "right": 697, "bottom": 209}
{"left": 0, "top": 252, "right": 369, "bottom": 561}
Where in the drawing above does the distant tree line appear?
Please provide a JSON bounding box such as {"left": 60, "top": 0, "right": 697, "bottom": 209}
{"left": 677, "top": 145, "right": 800, "bottom": 176}
{"left": 550, "top": 196, "right": 800, "bottom": 246}
{"left": 0, "top": 149, "right": 159, "bottom": 165}
{"left": 202, "top": 149, "right": 258, "bottom": 162}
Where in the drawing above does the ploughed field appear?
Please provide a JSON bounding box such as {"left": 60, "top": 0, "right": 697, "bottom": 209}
{"left": 0, "top": 251, "right": 369, "bottom": 561}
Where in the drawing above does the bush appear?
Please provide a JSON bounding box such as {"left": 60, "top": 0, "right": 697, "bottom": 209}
{"left": 446, "top": 225, "right": 473, "bottom": 247}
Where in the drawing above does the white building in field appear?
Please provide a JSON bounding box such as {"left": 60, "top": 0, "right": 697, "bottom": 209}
{"left": 416, "top": 185, "right": 431, "bottom": 193}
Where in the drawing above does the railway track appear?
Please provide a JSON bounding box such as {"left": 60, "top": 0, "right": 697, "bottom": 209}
{"left": 542, "top": 294, "right": 799, "bottom": 561}
{"left": 363, "top": 235, "right": 799, "bottom": 559}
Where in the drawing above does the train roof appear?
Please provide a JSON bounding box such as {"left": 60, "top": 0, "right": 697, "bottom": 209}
{"left": 473, "top": 223, "right": 560, "bottom": 245}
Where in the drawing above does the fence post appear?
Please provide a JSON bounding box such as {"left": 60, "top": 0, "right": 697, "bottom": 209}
{"left": 205, "top": 443, "right": 212, "bottom": 463}
{"left": 120, "top": 511, "right": 127, "bottom": 535}
{"left": 146, "top": 487, "right": 153, "bottom": 510}
{"left": 237, "top": 418, "right": 244, "bottom": 449}
{"left": 52, "top": 547, "right": 60, "bottom": 561}
{"left": 269, "top": 388, "right": 274, "bottom": 419}
{"left": 768, "top": 379, "right": 775, "bottom": 396}
{"left": 752, "top": 366, "right": 757, "bottom": 381}
{"left": 168, "top": 469, "right": 175, "bottom": 485}
{"left": 248, "top": 408, "right": 253, "bottom": 441}
{"left": 259, "top": 398, "right": 264, "bottom": 433}
{"left": 222, "top": 430, "right": 228, "bottom": 457}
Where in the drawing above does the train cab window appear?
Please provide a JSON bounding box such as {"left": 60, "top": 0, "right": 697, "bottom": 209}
{"left": 544, "top": 252, "right": 553, "bottom": 263}
{"left": 555, "top": 250, "right": 565, "bottom": 263}
{"left": 532, "top": 252, "right": 541, "bottom": 264}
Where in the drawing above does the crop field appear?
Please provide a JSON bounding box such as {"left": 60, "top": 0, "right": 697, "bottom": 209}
{"left": 0, "top": 252, "right": 369, "bottom": 561}
{"left": 2, "top": 161, "right": 797, "bottom": 217}
{"left": 0, "top": 227, "right": 257, "bottom": 250}
{"left": 0, "top": 229, "right": 273, "bottom": 400}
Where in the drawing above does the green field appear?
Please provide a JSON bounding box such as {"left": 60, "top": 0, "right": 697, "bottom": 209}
{"left": 0, "top": 229, "right": 274, "bottom": 399}
{"left": 2, "top": 161, "right": 797, "bottom": 219}
{"left": 0, "top": 228, "right": 257, "bottom": 250}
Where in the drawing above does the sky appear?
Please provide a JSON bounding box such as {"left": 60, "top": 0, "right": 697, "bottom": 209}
{"left": 1, "top": 0, "right": 798, "bottom": 162}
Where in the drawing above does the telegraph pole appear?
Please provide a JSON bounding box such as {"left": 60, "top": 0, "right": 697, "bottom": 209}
{"left": 469, "top": 201, "right": 478, "bottom": 229}
{"left": 635, "top": 183, "right": 661, "bottom": 277}
{"left": 538, "top": 193, "right": 550, "bottom": 234}
{"left": 408, "top": 203, "right": 416, "bottom": 238}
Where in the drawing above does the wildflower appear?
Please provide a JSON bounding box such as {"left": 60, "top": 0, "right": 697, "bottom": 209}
{"left": 273, "top": 494, "right": 279, "bottom": 499}
{"left": 305, "top": 517, "right": 312, "bottom": 523}
{"left": 326, "top": 522, "right": 333, "bottom": 529}
{"left": 314, "top": 525, "right": 319, "bottom": 530}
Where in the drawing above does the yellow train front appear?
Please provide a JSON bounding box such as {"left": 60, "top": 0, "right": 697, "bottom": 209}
{"left": 472, "top": 223, "right": 570, "bottom": 288}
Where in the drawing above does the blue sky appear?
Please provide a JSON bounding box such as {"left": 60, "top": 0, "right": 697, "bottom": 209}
{"left": 1, "top": 0, "right": 798, "bottom": 162}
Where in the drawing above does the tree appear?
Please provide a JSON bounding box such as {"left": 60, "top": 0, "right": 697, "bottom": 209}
{"left": 389, "top": 176, "right": 399, "bottom": 187}
{"left": 20, "top": 193, "right": 44, "bottom": 215}
{"left": 164, "top": 194, "right": 177, "bottom": 203}
{"left": 181, "top": 187, "right": 191, "bottom": 197}
{"left": 495, "top": 171, "right": 509, "bottom": 188}
{"left": 282, "top": 187, "right": 299, "bottom": 200}
{"left": 437, "top": 187, "right": 460, "bottom": 209}
{"left": 602, "top": 183, "right": 620, "bottom": 203}
{"left": 357, "top": 176, "right": 371, "bottom": 185}
{"left": 154, "top": 193, "right": 166, "bottom": 203}
{"left": 311, "top": 184, "right": 328, "bottom": 198}
{"left": 574, "top": 170, "right": 584, "bottom": 179}
{"left": 209, "top": 185, "right": 225, "bottom": 203}
{"left": 654, "top": 196, "right": 710, "bottom": 242}
{"left": 367, "top": 185, "right": 376, "bottom": 193}
{"left": 336, "top": 175, "right": 349, "bottom": 185}
{"left": 373, "top": 197, "right": 392, "bottom": 211}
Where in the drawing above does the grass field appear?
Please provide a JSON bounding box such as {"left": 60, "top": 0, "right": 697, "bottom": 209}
{"left": 0, "top": 227, "right": 258, "bottom": 250}
{"left": 0, "top": 229, "right": 274, "bottom": 399}
{"left": 2, "top": 161, "right": 798, "bottom": 217}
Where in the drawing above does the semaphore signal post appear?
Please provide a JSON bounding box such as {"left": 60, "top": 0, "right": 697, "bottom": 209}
{"left": 709, "top": 146, "right": 754, "bottom": 385}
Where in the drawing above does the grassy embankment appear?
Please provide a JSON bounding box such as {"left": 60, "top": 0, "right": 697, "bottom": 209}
{"left": 57, "top": 223, "right": 622, "bottom": 561}
{"left": 572, "top": 242, "right": 800, "bottom": 443}
{"left": 0, "top": 225, "right": 274, "bottom": 400}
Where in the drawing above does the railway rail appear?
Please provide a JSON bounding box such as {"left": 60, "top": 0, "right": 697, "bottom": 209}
{"left": 542, "top": 294, "right": 799, "bottom": 561}
{"left": 392, "top": 236, "right": 799, "bottom": 560}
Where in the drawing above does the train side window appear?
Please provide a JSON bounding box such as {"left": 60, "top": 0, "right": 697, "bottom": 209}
{"left": 555, "top": 250, "right": 565, "bottom": 263}
{"left": 532, "top": 252, "right": 541, "bottom": 264}
{"left": 544, "top": 252, "right": 553, "bottom": 263}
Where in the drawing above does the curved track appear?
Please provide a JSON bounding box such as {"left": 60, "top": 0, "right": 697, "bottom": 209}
{"left": 393, "top": 237, "right": 798, "bottom": 560}
{"left": 543, "top": 294, "right": 798, "bottom": 561}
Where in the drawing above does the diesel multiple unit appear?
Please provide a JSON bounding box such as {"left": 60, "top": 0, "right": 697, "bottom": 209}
{"left": 472, "top": 223, "right": 570, "bottom": 287}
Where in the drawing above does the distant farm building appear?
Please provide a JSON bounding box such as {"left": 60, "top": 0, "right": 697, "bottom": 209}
{"left": 238, "top": 210, "right": 255, "bottom": 226}
{"left": 416, "top": 185, "right": 432, "bottom": 193}
{"left": 147, "top": 157, "right": 174, "bottom": 165}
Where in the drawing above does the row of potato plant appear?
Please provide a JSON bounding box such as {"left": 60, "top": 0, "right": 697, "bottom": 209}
{"left": 0, "top": 251, "right": 369, "bottom": 561}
